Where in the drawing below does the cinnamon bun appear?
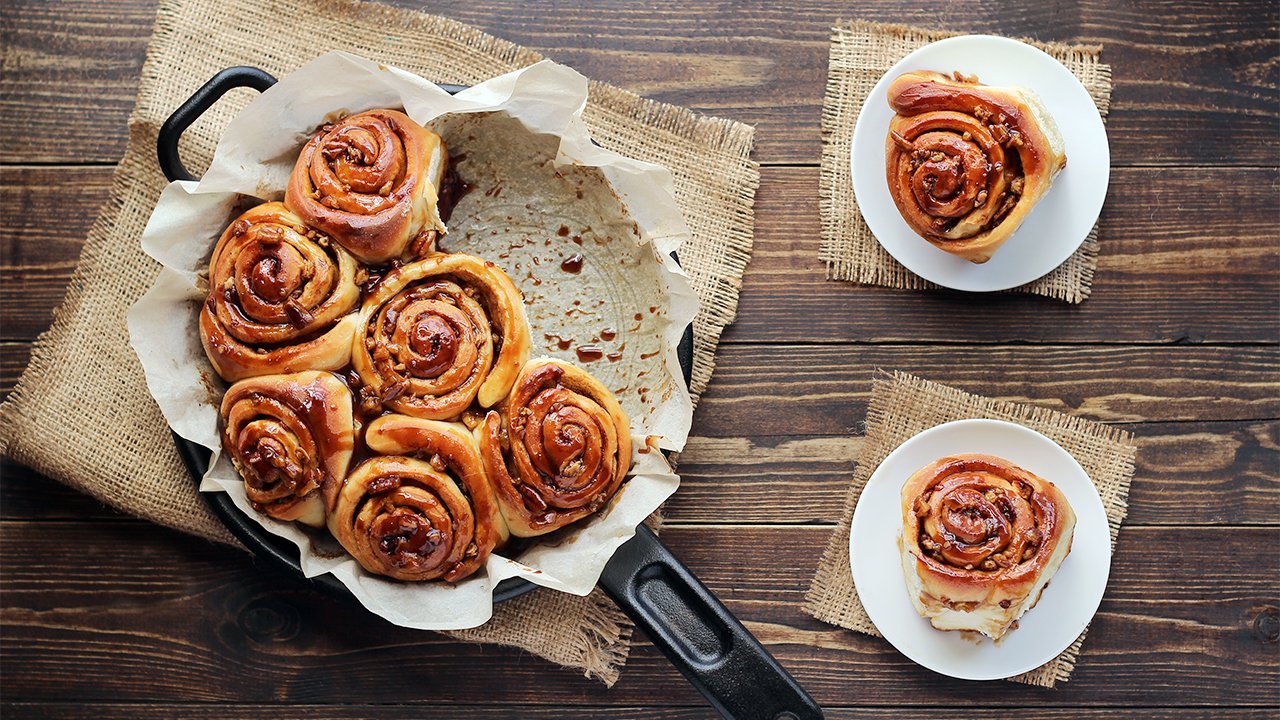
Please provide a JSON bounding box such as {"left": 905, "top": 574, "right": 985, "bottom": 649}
{"left": 476, "top": 358, "right": 632, "bottom": 537}
{"left": 200, "top": 202, "right": 360, "bottom": 382}
{"left": 329, "top": 415, "right": 508, "bottom": 582}
{"left": 219, "top": 370, "right": 355, "bottom": 527}
{"left": 285, "top": 109, "right": 448, "bottom": 264}
{"left": 899, "top": 453, "right": 1076, "bottom": 639}
{"left": 885, "top": 71, "right": 1067, "bottom": 263}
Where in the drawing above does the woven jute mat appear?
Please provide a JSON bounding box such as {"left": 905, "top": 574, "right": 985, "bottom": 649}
{"left": 818, "top": 21, "right": 1113, "bottom": 303}
{"left": 0, "top": 0, "right": 759, "bottom": 686}
{"left": 803, "top": 370, "right": 1136, "bottom": 687}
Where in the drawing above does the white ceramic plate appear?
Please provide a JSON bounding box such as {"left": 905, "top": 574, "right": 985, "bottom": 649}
{"left": 849, "top": 418, "right": 1110, "bottom": 680}
{"left": 850, "top": 35, "right": 1110, "bottom": 291}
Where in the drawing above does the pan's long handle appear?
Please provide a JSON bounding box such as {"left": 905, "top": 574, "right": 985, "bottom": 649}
{"left": 157, "top": 66, "right": 278, "bottom": 182}
{"left": 599, "top": 525, "right": 823, "bottom": 720}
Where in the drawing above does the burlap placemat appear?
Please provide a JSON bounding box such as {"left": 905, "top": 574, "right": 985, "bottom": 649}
{"left": 803, "top": 370, "right": 1136, "bottom": 687}
{"left": 818, "top": 21, "right": 1113, "bottom": 303}
{"left": 0, "top": 0, "right": 758, "bottom": 686}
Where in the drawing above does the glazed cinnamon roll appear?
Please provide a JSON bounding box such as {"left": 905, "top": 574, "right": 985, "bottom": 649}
{"left": 200, "top": 202, "right": 361, "bottom": 382}
{"left": 329, "top": 415, "right": 507, "bottom": 582}
{"left": 885, "top": 71, "right": 1067, "bottom": 263}
{"left": 899, "top": 453, "right": 1076, "bottom": 639}
{"left": 220, "top": 371, "right": 355, "bottom": 527}
{"left": 476, "top": 358, "right": 632, "bottom": 537}
{"left": 285, "top": 109, "right": 448, "bottom": 264}
{"left": 351, "top": 253, "right": 531, "bottom": 420}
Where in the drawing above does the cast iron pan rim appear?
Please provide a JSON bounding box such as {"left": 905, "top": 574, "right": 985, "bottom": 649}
{"left": 168, "top": 78, "right": 696, "bottom": 606}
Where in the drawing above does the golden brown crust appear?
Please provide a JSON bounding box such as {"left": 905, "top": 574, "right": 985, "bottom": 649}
{"left": 475, "top": 358, "right": 632, "bottom": 537}
{"left": 285, "top": 109, "right": 447, "bottom": 264}
{"left": 884, "top": 70, "right": 1067, "bottom": 263}
{"left": 350, "top": 253, "right": 531, "bottom": 421}
{"left": 328, "top": 415, "right": 507, "bottom": 582}
{"left": 899, "top": 453, "right": 1076, "bottom": 638}
{"left": 200, "top": 202, "right": 361, "bottom": 382}
{"left": 220, "top": 371, "right": 355, "bottom": 527}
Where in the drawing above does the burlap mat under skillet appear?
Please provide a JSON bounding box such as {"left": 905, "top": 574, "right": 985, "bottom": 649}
{"left": 0, "top": 0, "right": 759, "bottom": 686}
{"left": 818, "top": 21, "right": 1113, "bottom": 303}
{"left": 803, "top": 370, "right": 1136, "bottom": 687}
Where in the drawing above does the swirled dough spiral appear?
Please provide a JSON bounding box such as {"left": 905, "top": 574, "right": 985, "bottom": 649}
{"left": 899, "top": 453, "right": 1076, "bottom": 639}
{"left": 329, "top": 415, "right": 507, "bottom": 582}
{"left": 220, "top": 370, "right": 355, "bottom": 527}
{"left": 885, "top": 71, "right": 1067, "bottom": 263}
{"left": 476, "top": 358, "right": 632, "bottom": 537}
{"left": 351, "top": 253, "right": 531, "bottom": 420}
{"left": 285, "top": 109, "right": 447, "bottom": 264}
{"left": 200, "top": 202, "right": 360, "bottom": 382}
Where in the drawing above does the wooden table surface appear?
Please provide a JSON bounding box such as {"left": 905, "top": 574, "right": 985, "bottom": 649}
{"left": 2, "top": 1, "right": 1277, "bottom": 718}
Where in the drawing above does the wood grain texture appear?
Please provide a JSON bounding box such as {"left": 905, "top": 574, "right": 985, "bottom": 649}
{"left": 694, "top": 345, "right": 1279, "bottom": 436}
{"left": 3, "top": 420, "right": 1276, "bottom": 526}
{"left": 3, "top": 166, "right": 1278, "bottom": 345}
{"left": 6, "top": 705, "right": 1276, "bottom": 720}
{"left": 1, "top": 521, "right": 1276, "bottom": 708}
{"left": 1, "top": 0, "right": 1276, "bottom": 165}
{"left": 735, "top": 166, "right": 1280, "bottom": 344}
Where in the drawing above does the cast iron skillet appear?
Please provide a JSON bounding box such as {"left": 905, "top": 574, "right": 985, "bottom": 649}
{"left": 158, "top": 67, "right": 822, "bottom": 720}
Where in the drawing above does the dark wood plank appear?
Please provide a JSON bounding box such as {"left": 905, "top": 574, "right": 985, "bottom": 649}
{"left": 3, "top": 166, "right": 1278, "bottom": 345}
{"left": 1, "top": 0, "right": 1276, "bottom": 166}
{"left": 669, "top": 419, "right": 1280, "bottom": 526}
{"left": 732, "top": 166, "right": 1280, "bottom": 345}
{"left": 0, "top": 167, "right": 106, "bottom": 343}
{"left": 694, "top": 345, "right": 1279, "bottom": 437}
{"left": 5, "top": 704, "right": 1275, "bottom": 719}
{"left": 3, "top": 420, "right": 1275, "bottom": 527}
{"left": 1, "top": 521, "right": 1275, "bottom": 707}
{"left": 1, "top": 342, "right": 33, "bottom": 399}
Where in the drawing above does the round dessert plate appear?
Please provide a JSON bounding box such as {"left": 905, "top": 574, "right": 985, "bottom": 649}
{"left": 849, "top": 35, "right": 1109, "bottom": 291}
{"left": 849, "top": 418, "right": 1110, "bottom": 680}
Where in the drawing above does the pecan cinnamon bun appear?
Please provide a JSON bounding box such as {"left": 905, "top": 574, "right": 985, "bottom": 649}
{"left": 899, "top": 453, "right": 1076, "bottom": 639}
{"left": 476, "top": 358, "right": 632, "bottom": 537}
{"left": 220, "top": 371, "right": 355, "bottom": 527}
{"left": 885, "top": 71, "right": 1067, "bottom": 263}
{"left": 329, "top": 415, "right": 508, "bottom": 582}
{"left": 200, "top": 202, "right": 361, "bottom": 382}
{"left": 285, "top": 109, "right": 448, "bottom": 264}
{"left": 351, "top": 253, "right": 531, "bottom": 420}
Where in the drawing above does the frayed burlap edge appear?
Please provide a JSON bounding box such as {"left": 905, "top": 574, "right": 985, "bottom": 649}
{"left": 802, "top": 370, "right": 1136, "bottom": 687}
{"left": 817, "top": 21, "right": 1113, "bottom": 303}
{"left": 0, "top": 0, "right": 759, "bottom": 687}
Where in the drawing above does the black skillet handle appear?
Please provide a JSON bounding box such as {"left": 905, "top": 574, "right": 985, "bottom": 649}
{"left": 599, "top": 525, "right": 823, "bottom": 720}
{"left": 157, "top": 66, "right": 278, "bottom": 182}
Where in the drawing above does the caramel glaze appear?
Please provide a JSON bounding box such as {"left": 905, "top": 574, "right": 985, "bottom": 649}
{"left": 435, "top": 152, "right": 471, "bottom": 224}
{"left": 906, "top": 455, "right": 1062, "bottom": 584}
{"left": 327, "top": 415, "right": 506, "bottom": 582}
{"left": 477, "top": 359, "right": 632, "bottom": 537}
{"left": 560, "top": 253, "right": 585, "bottom": 274}
{"left": 200, "top": 202, "right": 360, "bottom": 382}
{"left": 885, "top": 72, "right": 1061, "bottom": 247}
{"left": 220, "top": 371, "right": 355, "bottom": 524}
{"left": 284, "top": 109, "right": 446, "bottom": 265}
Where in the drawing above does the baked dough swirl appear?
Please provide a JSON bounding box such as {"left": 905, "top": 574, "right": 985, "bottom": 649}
{"left": 352, "top": 253, "right": 531, "bottom": 420}
{"left": 885, "top": 71, "right": 1067, "bottom": 263}
{"left": 200, "top": 202, "right": 360, "bottom": 382}
{"left": 220, "top": 371, "right": 355, "bottom": 527}
{"left": 899, "top": 453, "right": 1076, "bottom": 639}
{"left": 329, "top": 415, "right": 508, "bottom": 582}
{"left": 285, "top": 109, "right": 447, "bottom": 264}
{"left": 477, "top": 358, "right": 632, "bottom": 537}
